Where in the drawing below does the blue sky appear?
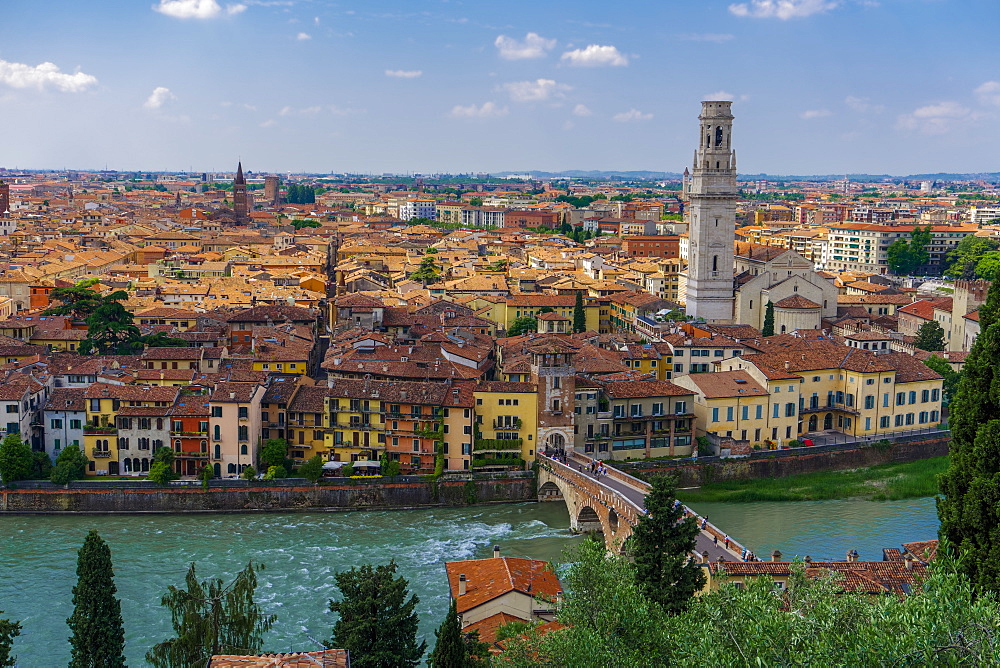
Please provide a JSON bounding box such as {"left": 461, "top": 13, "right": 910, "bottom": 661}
{"left": 0, "top": 0, "right": 997, "bottom": 175}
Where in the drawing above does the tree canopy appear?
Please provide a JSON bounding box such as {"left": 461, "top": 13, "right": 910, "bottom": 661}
{"left": 944, "top": 235, "right": 1000, "bottom": 280}
{"left": 50, "top": 443, "right": 89, "bottom": 484}
{"left": 67, "top": 530, "right": 127, "bottom": 668}
{"left": 42, "top": 278, "right": 103, "bottom": 318}
{"left": 762, "top": 300, "right": 775, "bottom": 337}
{"left": 886, "top": 225, "right": 932, "bottom": 275}
{"left": 327, "top": 561, "right": 426, "bottom": 668}
{"left": 914, "top": 320, "right": 946, "bottom": 352}
{"left": 507, "top": 316, "right": 538, "bottom": 337}
{"left": 0, "top": 433, "right": 33, "bottom": 485}
{"left": 147, "top": 562, "right": 274, "bottom": 667}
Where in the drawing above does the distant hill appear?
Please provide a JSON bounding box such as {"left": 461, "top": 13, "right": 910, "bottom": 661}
{"left": 499, "top": 170, "right": 1000, "bottom": 183}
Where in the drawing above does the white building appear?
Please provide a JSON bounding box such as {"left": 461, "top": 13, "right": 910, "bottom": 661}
{"left": 398, "top": 198, "right": 437, "bottom": 221}
{"left": 43, "top": 387, "right": 86, "bottom": 462}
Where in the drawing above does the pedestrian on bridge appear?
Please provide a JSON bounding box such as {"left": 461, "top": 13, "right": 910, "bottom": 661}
{"left": 701, "top": 517, "right": 708, "bottom": 530}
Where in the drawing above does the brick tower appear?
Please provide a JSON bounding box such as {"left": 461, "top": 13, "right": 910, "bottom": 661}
{"left": 233, "top": 162, "right": 249, "bottom": 223}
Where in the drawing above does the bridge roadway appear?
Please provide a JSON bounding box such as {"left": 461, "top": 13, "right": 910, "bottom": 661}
{"left": 541, "top": 452, "right": 747, "bottom": 563}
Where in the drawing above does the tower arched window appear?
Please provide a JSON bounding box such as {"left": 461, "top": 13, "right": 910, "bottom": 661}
{"left": 712, "top": 255, "right": 718, "bottom": 272}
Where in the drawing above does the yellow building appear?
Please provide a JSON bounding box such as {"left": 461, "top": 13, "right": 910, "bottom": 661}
{"left": 82, "top": 384, "right": 180, "bottom": 476}
{"left": 285, "top": 385, "right": 330, "bottom": 465}
{"left": 501, "top": 295, "right": 600, "bottom": 333}
{"left": 325, "top": 380, "right": 384, "bottom": 464}
{"left": 473, "top": 381, "right": 538, "bottom": 467}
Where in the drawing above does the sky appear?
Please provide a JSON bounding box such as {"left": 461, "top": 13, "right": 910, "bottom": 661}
{"left": 0, "top": 0, "right": 998, "bottom": 176}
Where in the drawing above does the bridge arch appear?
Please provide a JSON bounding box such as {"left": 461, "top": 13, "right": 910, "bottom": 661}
{"left": 608, "top": 508, "right": 620, "bottom": 534}
{"left": 576, "top": 505, "right": 603, "bottom": 534}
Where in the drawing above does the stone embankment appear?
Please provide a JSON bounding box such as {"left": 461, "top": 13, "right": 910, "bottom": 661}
{"left": 0, "top": 472, "right": 535, "bottom": 513}
{"left": 614, "top": 437, "right": 949, "bottom": 487}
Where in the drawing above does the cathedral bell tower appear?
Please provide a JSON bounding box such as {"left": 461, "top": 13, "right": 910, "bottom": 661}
{"left": 233, "top": 161, "right": 249, "bottom": 224}
{"left": 684, "top": 101, "right": 737, "bottom": 323}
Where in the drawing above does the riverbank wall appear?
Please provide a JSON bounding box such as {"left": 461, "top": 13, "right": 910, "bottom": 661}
{"left": 614, "top": 437, "right": 949, "bottom": 487}
{"left": 0, "top": 472, "right": 536, "bottom": 514}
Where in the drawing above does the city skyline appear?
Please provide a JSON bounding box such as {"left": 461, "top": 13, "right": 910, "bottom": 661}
{"left": 1, "top": 0, "right": 998, "bottom": 174}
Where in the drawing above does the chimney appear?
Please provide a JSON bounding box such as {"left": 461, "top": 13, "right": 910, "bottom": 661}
{"left": 784, "top": 360, "right": 790, "bottom": 370}
{"left": 493, "top": 545, "right": 500, "bottom": 559}
{"left": 771, "top": 550, "right": 782, "bottom": 562}
{"left": 701, "top": 550, "right": 710, "bottom": 564}
{"left": 230, "top": 391, "right": 236, "bottom": 400}
{"left": 846, "top": 550, "right": 854, "bottom": 562}
{"left": 904, "top": 555, "right": 914, "bottom": 571}
{"left": 458, "top": 574, "right": 467, "bottom": 596}
{"left": 804, "top": 555, "right": 812, "bottom": 565}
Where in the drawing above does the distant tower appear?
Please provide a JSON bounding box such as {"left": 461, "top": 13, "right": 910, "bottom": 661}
{"left": 233, "top": 162, "right": 249, "bottom": 223}
{"left": 0, "top": 179, "right": 8, "bottom": 214}
{"left": 264, "top": 175, "right": 280, "bottom": 206}
{"left": 684, "top": 101, "right": 737, "bottom": 323}
{"left": 528, "top": 340, "right": 577, "bottom": 454}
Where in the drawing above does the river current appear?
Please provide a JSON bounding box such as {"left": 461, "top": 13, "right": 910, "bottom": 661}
{"left": 0, "top": 498, "right": 938, "bottom": 666}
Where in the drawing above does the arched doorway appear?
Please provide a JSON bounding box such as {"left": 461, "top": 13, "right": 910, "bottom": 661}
{"left": 823, "top": 413, "right": 833, "bottom": 430}
{"left": 547, "top": 433, "right": 565, "bottom": 450}
{"left": 808, "top": 415, "right": 818, "bottom": 432}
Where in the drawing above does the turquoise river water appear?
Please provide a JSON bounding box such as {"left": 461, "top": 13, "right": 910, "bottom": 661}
{"left": 0, "top": 498, "right": 938, "bottom": 666}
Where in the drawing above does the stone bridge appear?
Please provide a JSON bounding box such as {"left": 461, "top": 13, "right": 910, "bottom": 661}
{"left": 538, "top": 453, "right": 748, "bottom": 562}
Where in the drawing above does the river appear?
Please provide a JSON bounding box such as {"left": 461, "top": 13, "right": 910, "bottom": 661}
{"left": 0, "top": 497, "right": 938, "bottom": 666}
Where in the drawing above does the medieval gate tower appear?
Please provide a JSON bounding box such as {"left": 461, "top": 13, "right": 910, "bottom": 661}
{"left": 684, "top": 101, "right": 737, "bottom": 323}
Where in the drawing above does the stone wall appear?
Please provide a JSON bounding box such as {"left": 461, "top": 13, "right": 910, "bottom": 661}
{"left": 615, "top": 438, "right": 949, "bottom": 488}
{"left": 0, "top": 475, "right": 535, "bottom": 514}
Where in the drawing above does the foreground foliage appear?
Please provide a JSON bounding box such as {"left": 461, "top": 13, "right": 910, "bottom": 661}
{"left": 0, "top": 612, "right": 20, "bottom": 668}
{"left": 67, "top": 530, "right": 126, "bottom": 668}
{"left": 938, "top": 279, "right": 1000, "bottom": 593}
{"left": 496, "top": 537, "right": 1000, "bottom": 667}
{"left": 327, "top": 561, "right": 425, "bottom": 668}
{"left": 147, "top": 561, "right": 274, "bottom": 667}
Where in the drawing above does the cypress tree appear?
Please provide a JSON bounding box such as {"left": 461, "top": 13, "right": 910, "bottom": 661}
{"left": 429, "top": 599, "right": 465, "bottom": 667}
{"left": 762, "top": 300, "right": 775, "bottom": 337}
{"left": 629, "top": 475, "right": 705, "bottom": 615}
{"left": 327, "top": 561, "right": 426, "bottom": 668}
{"left": 0, "top": 611, "right": 21, "bottom": 668}
{"left": 67, "top": 530, "right": 126, "bottom": 668}
{"left": 914, "top": 320, "right": 946, "bottom": 352}
{"left": 939, "top": 280, "right": 1000, "bottom": 592}
{"left": 573, "top": 291, "right": 587, "bottom": 333}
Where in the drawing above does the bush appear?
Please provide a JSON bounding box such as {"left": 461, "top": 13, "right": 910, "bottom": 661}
{"left": 50, "top": 444, "right": 88, "bottom": 484}
{"left": 787, "top": 439, "right": 803, "bottom": 448}
{"left": 263, "top": 465, "right": 287, "bottom": 480}
{"left": 148, "top": 462, "right": 173, "bottom": 485}
{"left": 241, "top": 465, "right": 257, "bottom": 481}
{"left": 299, "top": 454, "right": 324, "bottom": 483}
{"left": 342, "top": 462, "right": 355, "bottom": 477}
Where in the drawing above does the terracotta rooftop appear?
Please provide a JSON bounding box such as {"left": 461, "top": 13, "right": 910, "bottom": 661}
{"left": 445, "top": 556, "right": 562, "bottom": 615}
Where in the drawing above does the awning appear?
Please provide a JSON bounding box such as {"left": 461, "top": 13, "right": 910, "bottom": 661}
{"left": 322, "top": 461, "right": 346, "bottom": 470}
{"left": 352, "top": 461, "right": 380, "bottom": 468}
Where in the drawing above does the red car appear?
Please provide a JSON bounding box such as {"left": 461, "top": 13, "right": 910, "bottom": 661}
{"left": 801, "top": 439, "right": 815, "bottom": 446}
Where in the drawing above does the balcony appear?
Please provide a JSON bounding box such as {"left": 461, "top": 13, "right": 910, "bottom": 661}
{"left": 493, "top": 418, "right": 522, "bottom": 430}
{"left": 172, "top": 430, "right": 208, "bottom": 437}
{"left": 92, "top": 450, "right": 112, "bottom": 458}
{"left": 474, "top": 438, "right": 523, "bottom": 453}
{"left": 177, "top": 451, "right": 209, "bottom": 458}
{"left": 84, "top": 425, "right": 117, "bottom": 435}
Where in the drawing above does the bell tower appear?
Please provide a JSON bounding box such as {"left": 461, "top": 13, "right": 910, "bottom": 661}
{"left": 233, "top": 161, "right": 249, "bottom": 224}
{"left": 684, "top": 100, "right": 737, "bottom": 323}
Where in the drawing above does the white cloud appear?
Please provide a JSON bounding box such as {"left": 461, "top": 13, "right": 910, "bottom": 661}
{"left": 0, "top": 59, "right": 98, "bottom": 93}
{"left": 153, "top": 0, "right": 245, "bottom": 19}
{"left": 260, "top": 119, "right": 276, "bottom": 128}
{"left": 975, "top": 81, "right": 1000, "bottom": 107}
{"left": 704, "top": 90, "right": 735, "bottom": 101}
{"left": 561, "top": 44, "right": 628, "bottom": 67}
{"left": 500, "top": 79, "right": 571, "bottom": 103}
{"left": 278, "top": 105, "right": 322, "bottom": 117}
{"left": 613, "top": 108, "right": 653, "bottom": 122}
{"left": 449, "top": 102, "right": 509, "bottom": 119}
{"left": 144, "top": 86, "right": 176, "bottom": 109}
{"left": 296, "top": 32, "right": 311, "bottom": 40}
{"left": 385, "top": 69, "right": 423, "bottom": 79}
{"left": 844, "top": 95, "right": 883, "bottom": 113}
{"left": 897, "top": 101, "right": 978, "bottom": 135}
{"left": 494, "top": 32, "right": 556, "bottom": 60}
{"left": 678, "top": 33, "right": 735, "bottom": 43}
{"left": 728, "top": 0, "right": 838, "bottom": 19}
{"left": 800, "top": 109, "right": 831, "bottom": 119}
{"left": 572, "top": 104, "right": 592, "bottom": 117}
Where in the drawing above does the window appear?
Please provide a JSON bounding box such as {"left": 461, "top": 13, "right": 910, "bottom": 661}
{"left": 613, "top": 405, "right": 625, "bottom": 418}
{"left": 742, "top": 405, "right": 749, "bottom": 420}
{"left": 213, "top": 425, "right": 221, "bottom": 440}
{"left": 726, "top": 406, "right": 734, "bottom": 421}
{"left": 51, "top": 419, "right": 63, "bottom": 429}
{"left": 5, "top": 405, "right": 17, "bottom": 414}
{"left": 755, "top": 404, "right": 763, "bottom": 419}
{"left": 675, "top": 401, "right": 687, "bottom": 415}
{"left": 211, "top": 406, "right": 222, "bottom": 417}
{"left": 241, "top": 444, "right": 248, "bottom": 455}
{"left": 866, "top": 378, "right": 875, "bottom": 385}
{"left": 712, "top": 407, "right": 719, "bottom": 423}
{"left": 921, "top": 389, "right": 929, "bottom": 403}
{"left": 89, "top": 399, "right": 100, "bottom": 412}
{"left": 772, "top": 404, "right": 779, "bottom": 418}
{"left": 864, "top": 395, "right": 875, "bottom": 410}
{"left": 238, "top": 426, "right": 249, "bottom": 441}
{"left": 70, "top": 419, "right": 81, "bottom": 430}
{"left": 631, "top": 404, "right": 643, "bottom": 418}
{"left": 238, "top": 406, "right": 248, "bottom": 419}
{"left": 714, "top": 350, "right": 724, "bottom": 357}
{"left": 652, "top": 402, "right": 663, "bottom": 416}
{"left": 880, "top": 415, "right": 891, "bottom": 428}
{"left": 909, "top": 391, "right": 917, "bottom": 405}
{"left": 896, "top": 392, "right": 905, "bottom": 406}
{"left": 785, "top": 403, "right": 796, "bottom": 417}
{"left": 931, "top": 388, "right": 940, "bottom": 402}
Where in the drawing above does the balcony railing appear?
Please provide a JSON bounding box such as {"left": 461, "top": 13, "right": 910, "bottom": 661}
{"left": 84, "top": 426, "right": 117, "bottom": 435}
{"left": 492, "top": 418, "right": 522, "bottom": 430}
{"left": 92, "top": 450, "right": 112, "bottom": 458}
{"left": 172, "top": 430, "right": 208, "bottom": 437}
{"left": 474, "top": 438, "right": 523, "bottom": 452}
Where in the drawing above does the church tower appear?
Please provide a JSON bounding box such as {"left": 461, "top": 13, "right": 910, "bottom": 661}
{"left": 684, "top": 101, "right": 737, "bottom": 323}
{"left": 0, "top": 179, "right": 9, "bottom": 215}
{"left": 233, "top": 162, "right": 249, "bottom": 223}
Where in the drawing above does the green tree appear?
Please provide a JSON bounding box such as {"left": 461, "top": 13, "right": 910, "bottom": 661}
{"left": 909, "top": 224, "right": 932, "bottom": 271}
{"left": 147, "top": 562, "right": 275, "bottom": 667}
{"left": 0, "top": 612, "right": 20, "bottom": 668}
{"left": 507, "top": 316, "right": 538, "bottom": 337}
{"left": 572, "top": 291, "right": 587, "bottom": 333}
{"left": 42, "top": 278, "right": 103, "bottom": 318}
{"left": 924, "top": 355, "right": 960, "bottom": 407}
{"left": 241, "top": 464, "right": 257, "bottom": 480}
{"left": 263, "top": 465, "right": 286, "bottom": 479}
{"left": 142, "top": 332, "right": 189, "bottom": 348}
{"left": 761, "top": 300, "right": 775, "bottom": 337}
{"left": 50, "top": 443, "right": 88, "bottom": 484}
{"left": 410, "top": 256, "right": 441, "bottom": 284}
{"left": 469, "top": 197, "right": 483, "bottom": 206}
{"left": 327, "top": 561, "right": 426, "bottom": 668}
{"left": 974, "top": 251, "right": 1000, "bottom": 280}
{"left": 429, "top": 599, "right": 488, "bottom": 668}
{"left": 260, "top": 438, "right": 289, "bottom": 471}
{"left": 0, "top": 433, "right": 33, "bottom": 485}
{"left": 199, "top": 462, "right": 214, "bottom": 490}
{"left": 30, "top": 450, "right": 52, "bottom": 479}
{"left": 148, "top": 446, "right": 178, "bottom": 485}
{"left": 299, "top": 453, "right": 324, "bottom": 483}
{"left": 944, "top": 235, "right": 999, "bottom": 279}
{"left": 939, "top": 279, "right": 1000, "bottom": 593}
{"left": 67, "top": 530, "right": 126, "bottom": 668}
{"left": 379, "top": 453, "right": 400, "bottom": 477}
{"left": 886, "top": 237, "right": 912, "bottom": 275}
{"left": 628, "top": 475, "right": 705, "bottom": 614}
{"left": 80, "top": 291, "right": 144, "bottom": 355}
{"left": 914, "top": 320, "right": 946, "bottom": 351}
